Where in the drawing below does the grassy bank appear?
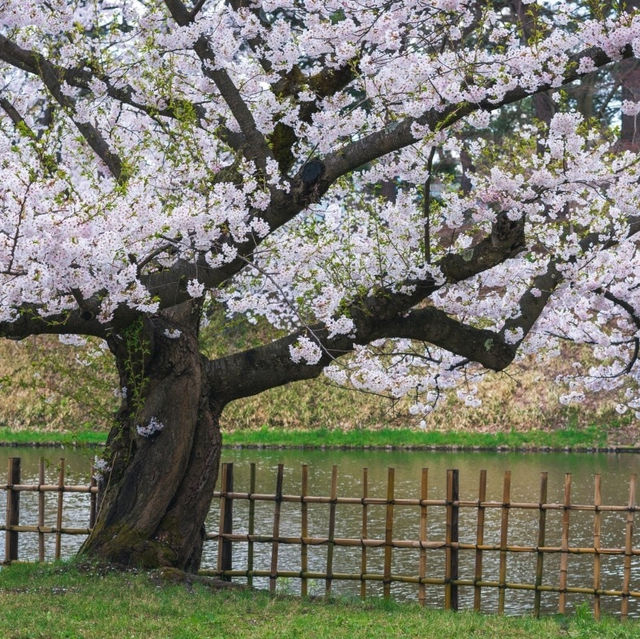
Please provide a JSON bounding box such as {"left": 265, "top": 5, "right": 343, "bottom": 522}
{"left": 0, "top": 562, "right": 637, "bottom": 639}
{"left": 0, "top": 424, "right": 619, "bottom": 450}
{"left": 222, "top": 424, "right": 612, "bottom": 449}
{"left": 0, "top": 427, "right": 106, "bottom": 447}
{"left": 0, "top": 334, "right": 638, "bottom": 450}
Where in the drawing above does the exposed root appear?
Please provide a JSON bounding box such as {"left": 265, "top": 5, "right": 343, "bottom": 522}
{"left": 152, "top": 567, "right": 248, "bottom": 591}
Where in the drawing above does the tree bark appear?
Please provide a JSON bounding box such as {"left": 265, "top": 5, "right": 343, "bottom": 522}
{"left": 80, "top": 302, "right": 222, "bottom": 572}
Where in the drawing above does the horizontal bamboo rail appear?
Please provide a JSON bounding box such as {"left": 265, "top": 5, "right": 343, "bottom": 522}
{"left": 210, "top": 492, "right": 640, "bottom": 511}
{"left": 1, "top": 525, "right": 90, "bottom": 535}
{"left": 0, "top": 484, "right": 97, "bottom": 493}
{"left": 205, "top": 531, "right": 640, "bottom": 556}
{"left": 4, "top": 457, "right": 640, "bottom": 617}
{"left": 199, "top": 568, "right": 640, "bottom": 597}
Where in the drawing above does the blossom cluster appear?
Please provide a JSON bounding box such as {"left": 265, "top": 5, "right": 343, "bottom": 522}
{"left": 136, "top": 416, "right": 166, "bottom": 438}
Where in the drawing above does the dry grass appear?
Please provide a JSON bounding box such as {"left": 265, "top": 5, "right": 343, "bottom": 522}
{"left": 0, "top": 336, "right": 118, "bottom": 432}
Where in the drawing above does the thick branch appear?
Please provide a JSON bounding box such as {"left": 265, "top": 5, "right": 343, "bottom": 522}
{"left": 208, "top": 267, "right": 557, "bottom": 403}
{"left": 193, "top": 43, "right": 638, "bottom": 288}
{"left": 209, "top": 204, "right": 640, "bottom": 402}
{"left": 208, "top": 222, "right": 529, "bottom": 401}
{"left": 269, "top": 61, "right": 361, "bottom": 172}
{"left": 209, "top": 309, "right": 516, "bottom": 403}
{"left": 0, "top": 306, "right": 111, "bottom": 341}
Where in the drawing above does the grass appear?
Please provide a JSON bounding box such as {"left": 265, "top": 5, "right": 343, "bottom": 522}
{"left": 0, "top": 562, "right": 637, "bottom": 639}
{"left": 0, "top": 428, "right": 106, "bottom": 447}
{"left": 0, "top": 424, "right": 615, "bottom": 450}
{"left": 223, "top": 424, "right": 611, "bottom": 449}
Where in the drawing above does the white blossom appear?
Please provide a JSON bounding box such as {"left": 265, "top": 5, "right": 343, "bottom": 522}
{"left": 136, "top": 416, "right": 166, "bottom": 438}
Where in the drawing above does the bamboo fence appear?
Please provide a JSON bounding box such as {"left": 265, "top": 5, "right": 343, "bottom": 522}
{"left": 205, "top": 462, "right": 640, "bottom": 619}
{"left": 2, "top": 456, "right": 640, "bottom": 618}
{"left": 1, "top": 457, "right": 96, "bottom": 563}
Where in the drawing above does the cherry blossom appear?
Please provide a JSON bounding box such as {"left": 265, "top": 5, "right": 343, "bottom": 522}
{"left": 1, "top": 0, "right": 640, "bottom": 436}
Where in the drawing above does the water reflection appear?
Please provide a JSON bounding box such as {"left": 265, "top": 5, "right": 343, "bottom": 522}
{"left": 2, "top": 446, "right": 640, "bottom": 616}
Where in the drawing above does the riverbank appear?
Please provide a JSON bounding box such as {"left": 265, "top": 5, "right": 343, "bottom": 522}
{"left": 2, "top": 423, "right": 639, "bottom": 452}
{"left": 0, "top": 562, "right": 636, "bottom": 638}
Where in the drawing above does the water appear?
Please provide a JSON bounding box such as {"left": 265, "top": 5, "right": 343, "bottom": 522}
{"left": 2, "top": 446, "right": 640, "bottom": 616}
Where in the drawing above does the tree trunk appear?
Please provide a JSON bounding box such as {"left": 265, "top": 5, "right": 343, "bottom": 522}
{"left": 80, "top": 302, "right": 222, "bottom": 572}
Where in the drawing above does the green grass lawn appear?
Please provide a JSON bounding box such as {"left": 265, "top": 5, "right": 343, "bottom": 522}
{"left": 0, "top": 427, "right": 106, "bottom": 447}
{"left": 0, "top": 562, "right": 637, "bottom": 639}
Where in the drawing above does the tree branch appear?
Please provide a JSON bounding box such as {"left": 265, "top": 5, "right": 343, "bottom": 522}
{"left": 0, "top": 97, "right": 35, "bottom": 136}
{"left": 207, "top": 223, "right": 532, "bottom": 401}
{"left": 0, "top": 305, "right": 111, "bottom": 340}
{"left": 208, "top": 306, "right": 518, "bottom": 403}
{"left": 0, "top": 34, "right": 124, "bottom": 181}
{"left": 163, "top": 0, "right": 273, "bottom": 170}
{"left": 320, "top": 44, "right": 635, "bottom": 184}
{"left": 208, "top": 197, "right": 640, "bottom": 403}
{"left": 0, "top": 31, "right": 246, "bottom": 152}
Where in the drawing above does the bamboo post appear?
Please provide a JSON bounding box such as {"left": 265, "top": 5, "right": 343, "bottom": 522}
{"left": 217, "top": 463, "right": 229, "bottom": 577}
{"left": 418, "top": 468, "right": 428, "bottom": 607}
{"left": 558, "top": 473, "right": 571, "bottom": 614}
{"left": 498, "top": 470, "right": 511, "bottom": 615}
{"left": 38, "top": 457, "right": 45, "bottom": 562}
{"left": 269, "top": 463, "right": 284, "bottom": 594}
{"left": 360, "top": 467, "right": 368, "bottom": 600}
{"left": 534, "top": 472, "right": 548, "bottom": 618}
{"left": 247, "top": 462, "right": 256, "bottom": 588}
{"left": 89, "top": 461, "right": 97, "bottom": 530}
{"left": 300, "top": 464, "right": 308, "bottom": 596}
{"left": 5, "top": 457, "right": 20, "bottom": 563}
{"left": 221, "top": 462, "right": 234, "bottom": 580}
{"left": 474, "top": 469, "right": 487, "bottom": 612}
{"left": 445, "top": 469, "right": 459, "bottom": 611}
{"left": 325, "top": 465, "right": 338, "bottom": 597}
{"left": 383, "top": 467, "right": 395, "bottom": 600}
{"left": 621, "top": 474, "right": 636, "bottom": 619}
{"left": 593, "top": 474, "right": 602, "bottom": 621}
{"left": 55, "top": 458, "right": 65, "bottom": 560}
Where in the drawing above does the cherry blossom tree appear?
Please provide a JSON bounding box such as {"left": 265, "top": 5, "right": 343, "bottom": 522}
{"left": 2, "top": 0, "right": 640, "bottom": 570}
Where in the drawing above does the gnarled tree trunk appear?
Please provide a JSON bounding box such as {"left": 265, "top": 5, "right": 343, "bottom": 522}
{"left": 80, "top": 303, "right": 222, "bottom": 572}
